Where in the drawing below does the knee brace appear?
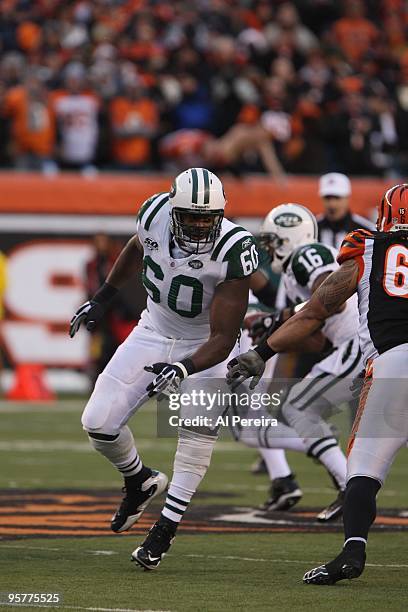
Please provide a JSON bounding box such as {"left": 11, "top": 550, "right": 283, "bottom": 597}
{"left": 173, "top": 427, "right": 217, "bottom": 479}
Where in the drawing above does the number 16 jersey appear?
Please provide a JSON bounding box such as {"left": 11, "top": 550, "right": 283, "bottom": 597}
{"left": 338, "top": 229, "right": 408, "bottom": 364}
{"left": 136, "top": 193, "right": 259, "bottom": 341}
{"left": 282, "top": 241, "right": 359, "bottom": 347}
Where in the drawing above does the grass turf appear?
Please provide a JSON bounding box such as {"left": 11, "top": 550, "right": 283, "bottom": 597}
{"left": 0, "top": 400, "right": 407, "bottom": 611}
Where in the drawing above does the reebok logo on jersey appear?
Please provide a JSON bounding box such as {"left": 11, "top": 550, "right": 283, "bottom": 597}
{"left": 242, "top": 238, "right": 252, "bottom": 249}
{"left": 188, "top": 260, "right": 203, "bottom": 269}
{"left": 275, "top": 213, "right": 302, "bottom": 228}
{"left": 144, "top": 237, "right": 159, "bottom": 250}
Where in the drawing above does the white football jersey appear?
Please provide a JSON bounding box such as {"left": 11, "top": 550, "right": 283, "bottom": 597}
{"left": 136, "top": 193, "right": 259, "bottom": 340}
{"left": 53, "top": 93, "right": 99, "bottom": 163}
{"left": 283, "top": 242, "right": 358, "bottom": 346}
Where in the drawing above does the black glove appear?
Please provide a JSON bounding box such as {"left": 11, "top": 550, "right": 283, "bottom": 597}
{"left": 248, "top": 311, "right": 282, "bottom": 344}
{"left": 69, "top": 282, "right": 118, "bottom": 338}
{"left": 69, "top": 301, "right": 104, "bottom": 337}
{"left": 145, "top": 359, "right": 195, "bottom": 397}
{"left": 226, "top": 350, "right": 266, "bottom": 390}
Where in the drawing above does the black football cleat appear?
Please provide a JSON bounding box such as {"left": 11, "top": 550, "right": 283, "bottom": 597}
{"left": 303, "top": 548, "right": 366, "bottom": 585}
{"left": 131, "top": 518, "right": 176, "bottom": 571}
{"left": 111, "top": 470, "right": 168, "bottom": 533}
{"left": 316, "top": 489, "right": 344, "bottom": 522}
{"left": 260, "top": 473, "right": 303, "bottom": 512}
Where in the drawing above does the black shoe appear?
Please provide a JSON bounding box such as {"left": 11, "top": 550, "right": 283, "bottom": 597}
{"left": 316, "top": 489, "right": 344, "bottom": 522}
{"left": 111, "top": 470, "right": 168, "bottom": 533}
{"left": 131, "top": 518, "right": 176, "bottom": 571}
{"left": 251, "top": 456, "right": 268, "bottom": 475}
{"left": 303, "top": 548, "right": 366, "bottom": 585}
{"left": 259, "top": 474, "right": 303, "bottom": 512}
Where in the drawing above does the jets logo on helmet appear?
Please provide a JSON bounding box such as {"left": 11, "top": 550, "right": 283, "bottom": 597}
{"left": 169, "top": 168, "right": 226, "bottom": 254}
{"left": 377, "top": 184, "right": 408, "bottom": 232}
{"left": 274, "top": 212, "right": 303, "bottom": 228}
{"left": 260, "top": 203, "right": 318, "bottom": 273}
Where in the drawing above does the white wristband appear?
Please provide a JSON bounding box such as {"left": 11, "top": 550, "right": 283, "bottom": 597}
{"left": 173, "top": 362, "right": 189, "bottom": 379}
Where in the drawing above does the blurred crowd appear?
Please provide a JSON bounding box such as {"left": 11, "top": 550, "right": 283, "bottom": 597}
{"left": 0, "top": 0, "right": 407, "bottom": 177}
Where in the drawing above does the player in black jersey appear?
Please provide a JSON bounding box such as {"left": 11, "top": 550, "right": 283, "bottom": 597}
{"left": 227, "top": 184, "right": 408, "bottom": 585}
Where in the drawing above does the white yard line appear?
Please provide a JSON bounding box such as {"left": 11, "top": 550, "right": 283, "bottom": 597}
{"left": 0, "top": 439, "right": 245, "bottom": 453}
{"left": 184, "top": 553, "right": 408, "bottom": 569}
{"left": 2, "top": 544, "right": 408, "bottom": 570}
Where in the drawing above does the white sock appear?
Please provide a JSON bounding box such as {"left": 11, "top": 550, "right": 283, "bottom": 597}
{"left": 161, "top": 471, "right": 201, "bottom": 523}
{"left": 318, "top": 445, "right": 347, "bottom": 490}
{"left": 259, "top": 448, "right": 291, "bottom": 480}
{"left": 88, "top": 426, "right": 145, "bottom": 478}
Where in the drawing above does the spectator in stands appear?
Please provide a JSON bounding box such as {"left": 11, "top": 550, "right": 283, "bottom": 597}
{"left": 330, "top": 0, "right": 379, "bottom": 66}
{"left": 3, "top": 74, "right": 56, "bottom": 173}
{"left": 317, "top": 172, "right": 375, "bottom": 250}
{"left": 0, "top": 0, "right": 405, "bottom": 176}
{"left": 52, "top": 62, "right": 100, "bottom": 174}
{"left": 109, "top": 73, "right": 158, "bottom": 170}
{"left": 265, "top": 2, "right": 319, "bottom": 55}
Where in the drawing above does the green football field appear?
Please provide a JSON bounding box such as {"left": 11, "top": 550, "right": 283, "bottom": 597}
{"left": 1, "top": 399, "right": 407, "bottom": 612}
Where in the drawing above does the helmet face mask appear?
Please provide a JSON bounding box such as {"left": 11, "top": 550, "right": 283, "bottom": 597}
{"left": 260, "top": 203, "right": 318, "bottom": 273}
{"left": 169, "top": 168, "right": 226, "bottom": 255}
{"left": 171, "top": 208, "right": 224, "bottom": 254}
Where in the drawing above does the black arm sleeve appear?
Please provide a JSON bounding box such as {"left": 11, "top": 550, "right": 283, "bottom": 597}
{"left": 253, "top": 281, "right": 277, "bottom": 308}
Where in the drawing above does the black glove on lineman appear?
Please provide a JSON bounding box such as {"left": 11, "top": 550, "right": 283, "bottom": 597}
{"left": 226, "top": 339, "right": 276, "bottom": 390}
{"left": 145, "top": 358, "right": 196, "bottom": 397}
{"left": 69, "top": 282, "right": 118, "bottom": 338}
{"left": 248, "top": 311, "right": 282, "bottom": 344}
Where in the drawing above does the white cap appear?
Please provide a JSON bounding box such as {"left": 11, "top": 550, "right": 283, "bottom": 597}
{"left": 319, "top": 173, "right": 351, "bottom": 198}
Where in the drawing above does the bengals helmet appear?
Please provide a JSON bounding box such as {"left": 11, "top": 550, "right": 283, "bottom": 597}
{"left": 377, "top": 184, "right": 408, "bottom": 232}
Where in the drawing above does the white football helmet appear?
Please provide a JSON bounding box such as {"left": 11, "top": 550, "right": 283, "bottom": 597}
{"left": 169, "top": 168, "right": 226, "bottom": 254}
{"left": 260, "top": 203, "right": 318, "bottom": 273}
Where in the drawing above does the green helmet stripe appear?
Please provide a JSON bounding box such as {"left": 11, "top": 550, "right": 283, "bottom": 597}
{"left": 144, "top": 194, "right": 169, "bottom": 230}
{"left": 191, "top": 168, "right": 199, "bottom": 204}
{"left": 203, "top": 168, "right": 210, "bottom": 205}
{"left": 211, "top": 227, "right": 243, "bottom": 261}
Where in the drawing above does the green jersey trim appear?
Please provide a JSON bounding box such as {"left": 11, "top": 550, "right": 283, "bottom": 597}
{"left": 224, "top": 234, "right": 259, "bottom": 279}
{"left": 137, "top": 192, "right": 167, "bottom": 226}
{"left": 211, "top": 227, "right": 246, "bottom": 261}
{"left": 291, "top": 243, "right": 335, "bottom": 287}
{"left": 144, "top": 194, "right": 169, "bottom": 230}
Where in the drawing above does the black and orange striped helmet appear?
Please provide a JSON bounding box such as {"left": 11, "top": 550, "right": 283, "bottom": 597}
{"left": 377, "top": 184, "right": 408, "bottom": 232}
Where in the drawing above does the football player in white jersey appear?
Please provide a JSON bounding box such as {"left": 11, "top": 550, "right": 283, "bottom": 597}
{"left": 70, "top": 168, "right": 259, "bottom": 570}
{"left": 227, "top": 185, "right": 408, "bottom": 585}
{"left": 230, "top": 203, "right": 363, "bottom": 521}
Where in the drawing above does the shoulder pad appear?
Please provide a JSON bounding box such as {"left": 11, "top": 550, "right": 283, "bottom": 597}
{"left": 211, "top": 226, "right": 258, "bottom": 279}
{"left": 291, "top": 242, "right": 335, "bottom": 287}
{"left": 337, "top": 229, "right": 373, "bottom": 265}
{"left": 137, "top": 192, "right": 169, "bottom": 230}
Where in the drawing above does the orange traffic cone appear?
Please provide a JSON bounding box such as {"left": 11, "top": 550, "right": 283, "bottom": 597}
{"left": 6, "top": 364, "right": 56, "bottom": 401}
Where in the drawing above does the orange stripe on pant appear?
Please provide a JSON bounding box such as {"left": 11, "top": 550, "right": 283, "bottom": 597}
{"left": 347, "top": 361, "right": 373, "bottom": 457}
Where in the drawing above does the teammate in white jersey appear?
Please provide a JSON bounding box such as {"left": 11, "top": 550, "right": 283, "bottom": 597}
{"left": 70, "top": 168, "right": 259, "bottom": 570}
{"left": 230, "top": 204, "right": 363, "bottom": 521}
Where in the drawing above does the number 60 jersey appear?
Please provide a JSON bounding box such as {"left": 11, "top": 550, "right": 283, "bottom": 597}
{"left": 338, "top": 228, "right": 408, "bottom": 365}
{"left": 136, "top": 193, "right": 259, "bottom": 341}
